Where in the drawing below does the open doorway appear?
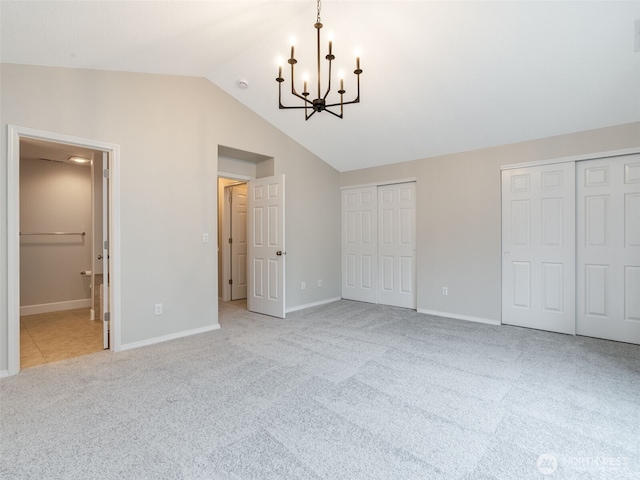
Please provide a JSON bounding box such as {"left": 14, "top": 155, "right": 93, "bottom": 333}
{"left": 217, "top": 145, "right": 274, "bottom": 310}
{"left": 219, "top": 179, "right": 248, "bottom": 302}
{"left": 7, "top": 125, "right": 121, "bottom": 376}
{"left": 19, "top": 138, "right": 104, "bottom": 367}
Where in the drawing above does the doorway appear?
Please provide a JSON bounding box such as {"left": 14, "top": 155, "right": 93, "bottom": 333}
{"left": 19, "top": 138, "right": 103, "bottom": 367}
{"left": 7, "top": 125, "right": 121, "bottom": 376}
{"left": 219, "top": 178, "right": 248, "bottom": 302}
{"left": 217, "top": 145, "right": 273, "bottom": 305}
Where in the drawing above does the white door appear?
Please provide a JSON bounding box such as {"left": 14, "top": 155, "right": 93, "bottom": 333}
{"left": 101, "top": 152, "right": 110, "bottom": 349}
{"left": 502, "top": 163, "right": 575, "bottom": 334}
{"left": 342, "top": 186, "right": 378, "bottom": 303}
{"left": 248, "top": 174, "right": 285, "bottom": 318}
{"left": 576, "top": 154, "right": 640, "bottom": 344}
{"left": 378, "top": 183, "right": 417, "bottom": 308}
{"left": 230, "top": 184, "right": 248, "bottom": 300}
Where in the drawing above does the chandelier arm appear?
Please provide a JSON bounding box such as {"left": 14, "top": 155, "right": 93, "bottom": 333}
{"left": 279, "top": 104, "right": 315, "bottom": 110}
{"left": 325, "top": 71, "right": 362, "bottom": 108}
{"left": 278, "top": 78, "right": 313, "bottom": 108}
{"left": 322, "top": 56, "right": 333, "bottom": 101}
{"left": 289, "top": 70, "right": 313, "bottom": 106}
{"left": 321, "top": 107, "right": 343, "bottom": 119}
{"left": 324, "top": 99, "right": 358, "bottom": 108}
{"left": 316, "top": 21, "right": 322, "bottom": 100}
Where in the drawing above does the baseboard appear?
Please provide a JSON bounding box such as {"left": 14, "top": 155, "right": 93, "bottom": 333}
{"left": 0, "top": 370, "right": 10, "bottom": 379}
{"left": 120, "top": 323, "right": 221, "bottom": 351}
{"left": 418, "top": 309, "right": 501, "bottom": 326}
{"left": 20, "top": 298, "right": 92, "bottom": 316}
{"left": 286, "top": 297, "right": 341, "bottom": 313}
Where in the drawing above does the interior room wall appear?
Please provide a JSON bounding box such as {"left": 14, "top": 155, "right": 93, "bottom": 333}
{"left": 0, "top": 63, "right": 342, "bottom": 373}
{"left": 340, "top": 121, "right": 640, "bottom": 323}
{"left": 218, "top": 156, "right": 256, "bottom": 178}
{"left": 19, "top": 158, "right": 93, "bottom": 310}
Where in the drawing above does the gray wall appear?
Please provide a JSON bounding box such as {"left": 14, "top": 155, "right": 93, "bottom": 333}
{"left": 0, "top": 63, "right": 341, "bottom": 372}
{"left": 19, "top": 158, "right": 92, "bottom": 307}
{"left": 340, "top": 122, "right": 640, "bottom": 322}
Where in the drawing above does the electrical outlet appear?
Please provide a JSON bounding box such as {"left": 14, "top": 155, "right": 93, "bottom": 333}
{"left": 155, "top": 303, "right": 163, "bottom": 315}
{"left": 301, "top": 281, "right": 306, "bottom": 290}
{"left": 442, "top": 287, "right": 448, "bottom": 296}
{"left": 318, "top": 279, "right": 322, "bottom": 287}
{"left": 202, "top": 233, "right": 209, "bottom": 243}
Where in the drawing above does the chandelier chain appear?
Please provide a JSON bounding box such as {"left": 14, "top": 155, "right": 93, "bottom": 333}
{"left": 316, "top": 0, "right": 321, "bottom": 24}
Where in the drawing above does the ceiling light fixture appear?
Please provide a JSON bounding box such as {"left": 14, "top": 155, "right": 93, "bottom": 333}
{"left": 276, "top": 0, "right": 362, "bottom": 120}
{"left": 69, "top": 156, "right": 90, "bottom": 164}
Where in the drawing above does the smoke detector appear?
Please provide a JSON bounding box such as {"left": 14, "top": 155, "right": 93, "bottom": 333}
{"left": 237, "top": 79, "right": 249, "bottom": 89}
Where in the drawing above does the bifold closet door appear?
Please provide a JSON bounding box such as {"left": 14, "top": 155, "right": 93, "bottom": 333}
{"left": 342, "top": 186, "right": 378, "bottom": 303}
{"left": 576, "top": 154, "right": 640, "bottom": 344}
{"left": 502, "top": 163, "right": 575, "bottom": 334}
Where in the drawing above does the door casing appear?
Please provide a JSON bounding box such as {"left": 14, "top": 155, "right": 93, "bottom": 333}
{"left": 6, "top": 125, "right": 121, "bottom": 376}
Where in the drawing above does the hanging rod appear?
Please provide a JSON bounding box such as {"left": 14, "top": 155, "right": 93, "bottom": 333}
{"left": 20, "top": 231, "right": 86, "bottom": 236}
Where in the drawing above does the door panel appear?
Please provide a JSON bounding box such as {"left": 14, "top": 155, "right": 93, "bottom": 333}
{"left": 342, "top": 187, "right": 378, "bottom": 303}
{"left": 248, "top": 175, "right": 285, "bottom": 318}
{"left": 502, "top": 163, "right": 575, "bottom": 334}
{"left": 378, "top": 183, "right": 416, "bottom": 309}
{"left": 577, "top": 154, "right": 640, "bottom": 344}
{"left": 230, "top": 184, "right": 247, "bottom": 300}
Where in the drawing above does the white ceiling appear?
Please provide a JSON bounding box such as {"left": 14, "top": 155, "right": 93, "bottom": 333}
{"left": 2, "top": 1, "right": 639, "bottom": 172}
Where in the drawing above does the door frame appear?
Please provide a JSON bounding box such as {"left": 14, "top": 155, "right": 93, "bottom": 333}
{"left": 7, "top": 125, "right": 122, "bottom": 376}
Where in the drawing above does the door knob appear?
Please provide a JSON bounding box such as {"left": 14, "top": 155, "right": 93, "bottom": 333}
{"left": 98, "top": 255, "right": 103, "bottom": 260}
{"left": 276, "top": 251, "right": 286, "bottom": 256}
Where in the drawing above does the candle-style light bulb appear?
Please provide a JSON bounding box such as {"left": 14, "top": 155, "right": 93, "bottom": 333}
{"left": 290, "top": 36, "right": 296, "bottom": 60}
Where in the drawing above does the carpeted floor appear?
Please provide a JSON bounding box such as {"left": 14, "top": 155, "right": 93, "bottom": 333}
{"left": 1, "top": 299, "right": 638, "bottom": 479}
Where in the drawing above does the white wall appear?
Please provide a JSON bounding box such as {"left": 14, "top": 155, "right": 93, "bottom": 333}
{"left": 19, "top": 158, "right": 92, "bottom": 308}
{"left": 0, "top": 63, "right": 342, "bottom": 373}
{"left": 340, "top": 122, "right": 640, "bottom": 323}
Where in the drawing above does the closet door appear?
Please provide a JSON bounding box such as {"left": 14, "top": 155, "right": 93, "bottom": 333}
{"left": 577, "top": 154, "right": 640, "bottom": 344}
{"left": 378, "top": 183, "right": 417, "bottom": 308}
{"left": 342, "top": 187, "right": 378, "bottom": 303}
{"left": 502, "top": 163, "right": 575, "bottom": 334}
{"left": 231, "top": 184, "right": 248, "bottom": 300}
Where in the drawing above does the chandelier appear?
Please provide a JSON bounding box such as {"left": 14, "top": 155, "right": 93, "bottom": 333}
{"left": 276, "top": 0, "right": 363, "bottom": 120}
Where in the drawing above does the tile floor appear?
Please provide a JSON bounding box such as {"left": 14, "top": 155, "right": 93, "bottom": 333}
{"left": 20, "top": 308, "right": 104, "bottom": 368}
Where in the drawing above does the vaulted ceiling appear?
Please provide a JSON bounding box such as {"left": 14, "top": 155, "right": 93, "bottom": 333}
{"left": 2, "top": 1, "right": 639, "bottom": 172}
